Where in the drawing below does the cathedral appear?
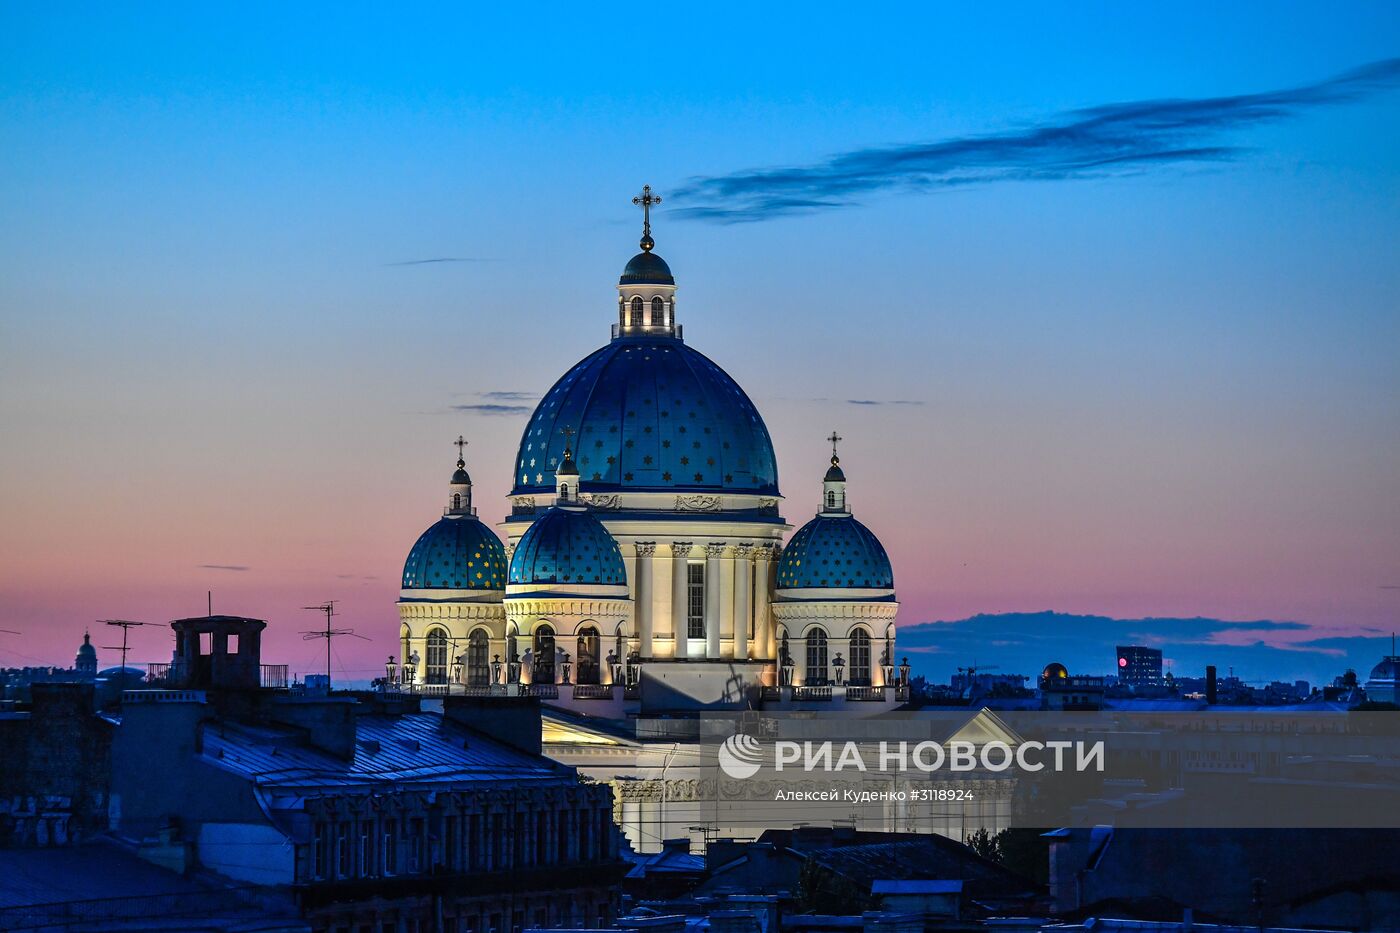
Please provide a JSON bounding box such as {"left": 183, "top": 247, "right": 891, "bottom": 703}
{"left": 394, "top": 188, "right": 902, "bottom": 715}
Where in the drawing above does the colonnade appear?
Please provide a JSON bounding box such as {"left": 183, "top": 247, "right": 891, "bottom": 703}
{"left": 629, "top": 540, "right": 778, "bottom": 661}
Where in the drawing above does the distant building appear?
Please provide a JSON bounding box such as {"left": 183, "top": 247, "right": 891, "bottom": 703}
{"left": 1038, "top": 662, "right": 1105, "bottom": 711}
{"left": 74, "top": 631, "right": 97, "bottom": 680}
{"left": 1114, "top": 646, "right": 1163, "bottom": 688}
{"left": 1364, "top": 654, "right": 1399, "bottom": 705}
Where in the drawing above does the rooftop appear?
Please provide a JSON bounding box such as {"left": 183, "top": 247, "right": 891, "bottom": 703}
{"left": 202, "top": 711, "right": 569, "bottom": 790}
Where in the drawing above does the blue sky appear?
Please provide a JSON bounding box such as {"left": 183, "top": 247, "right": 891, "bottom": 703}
{"left": 1, "top": 3, "right": 1397, "bottom": 680}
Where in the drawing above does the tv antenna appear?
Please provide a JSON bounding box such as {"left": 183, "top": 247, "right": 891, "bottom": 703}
{"left": 300, "top": 601, "right": 369, "bottom": 690}
{"left": 100, "top": 619, "right": 160, "bottom": 675}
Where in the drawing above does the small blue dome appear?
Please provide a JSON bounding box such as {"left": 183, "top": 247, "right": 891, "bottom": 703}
{"left": 512, "top": 338, "right": 779, "bottom": 495}
{"left": 509, "top": 507, "right": 627, "bottom": 586}
{"left": 402, "top": 516, "right": 508, "bottom": 590}
{"left": 620, "top": 251, "right": 675, "bottom": 286}
{"left": 776, "top": 514, "right": 893, "bottom": 589}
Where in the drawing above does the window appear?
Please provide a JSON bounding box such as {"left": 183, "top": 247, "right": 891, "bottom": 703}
{"left": 630, "top": 296, "right": 643, "bottom": 326}
{"left": 533, "top": 625, "right": 555, "bottom": 683}
{"left": 312, "top": 823, "right": 329, "bottom": 880}
{"left": 849, "top": 628, "right": 872, "bottom": 686}
{"left": 558, "top": 810, "right": 571, "bottom": 862}
{"left": 227, "top": 633, "right": 239, "bottom": 655}
{"left": 425, "top": 628, "right": 449, "bottom": 684}
{"left": 359, "top": 823, "right": 373, "bottom": 876}
{"left": 576, "top": 625, "right": 600, "bottom": 684}
{"left": 382, "top": 819, "right": 398, "bottom": 875}
{"left": 409, "top": 818, "right": 424, "bottom": 872}
{"left": 467, "top": 630, "right": 490, "bottom": 686}
{"left": 806, "top": 629, "right": 829, "bottom": 685}
{"left": 337, "top": 822, "right": 352, "bottom": 877}
{"left": 559, "top": 483, "right": 569, "bottom": 501}
{"left": 199, "top": 632, "right": 212, "bottom": 655}
{"left": 453, "top": 493, "right": 461, "bottom": 509}
{"left": 687, "top": 563, "right": 705, "bottom": 638}
{"left": 826, "top": 490, "right": 836, "bottom": 509}
{"left": 651, "top": 296, "right": 664, "bottom": 326}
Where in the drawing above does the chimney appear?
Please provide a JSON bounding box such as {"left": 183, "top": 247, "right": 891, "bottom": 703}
{"left": 443, "top": 695, "right": 542, "bottom": 756}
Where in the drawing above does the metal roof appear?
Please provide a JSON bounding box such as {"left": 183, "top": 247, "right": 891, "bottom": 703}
{"left": 201, "top": 712, "right": 569, "bottom": 791}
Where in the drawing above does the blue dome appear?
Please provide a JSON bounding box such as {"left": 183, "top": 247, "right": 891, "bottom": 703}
{"left": 402, "top": 516, "right": 508, "bottom": 590}
{"left": 776, "top": 514, "right": 894, "bottom": 589}
{"left": 509, "top": 507, "right": 627, "bottom": 586}
{"left": 620, "top": 251, "right": 675, "bottom": 286}
{"left": 512, "top": 337, "right": 779, "bottom": 495}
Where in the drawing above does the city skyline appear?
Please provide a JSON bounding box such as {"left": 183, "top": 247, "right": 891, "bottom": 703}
{"left": 3, "top": 4, "right": 1399, "bottom": 685}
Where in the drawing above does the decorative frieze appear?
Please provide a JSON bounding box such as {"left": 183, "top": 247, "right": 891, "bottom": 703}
{"left": 675, "top": 495, "right": 723, "bottom": 512}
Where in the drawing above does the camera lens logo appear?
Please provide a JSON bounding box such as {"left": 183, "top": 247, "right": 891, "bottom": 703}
{"left": 717, "top": 734, "right": 764, "bottom": 779}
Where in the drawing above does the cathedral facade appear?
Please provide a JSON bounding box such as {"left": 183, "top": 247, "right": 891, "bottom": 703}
{"left": 395, "top": 190, "right": 901, "bottom": 714}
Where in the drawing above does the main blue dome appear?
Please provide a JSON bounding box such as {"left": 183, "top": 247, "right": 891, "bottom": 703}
{"left": 776, "top": 515, "right": 894, "bottom": 589}
{"left": 512, "top": 337, "right": 779, "bottom": 496}
{"left": 509, "top": 507, "right": 627, "bottom": 586}
{"left": 402, "top": 516, "right": 508, "bottom": 590}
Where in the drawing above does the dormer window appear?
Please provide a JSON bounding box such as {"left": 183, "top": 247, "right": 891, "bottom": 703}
{"left": 651, "top": 296, "right": 664, "bottom": 326}
{"left": 630, "top": 297, "right": 644, "bottom": 326}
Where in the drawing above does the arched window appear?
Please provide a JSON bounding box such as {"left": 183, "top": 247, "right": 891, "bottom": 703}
{"left": 849, "top": 628, "right": 872, "bottom": 687}
{"left": 425, "top": 629, "right": 449, "bottom": 684}
{"left": 651, "top": 296, "right": 665, "bottom": 326}
{"left": 559, "top": 484, "right": 569, "bottom": 501}
{"left": 453, "top": 493, "right": 462, "bottom": 510}
{"left": 576, "top": 625, "right": 601, "bottom": 685}
{"left": 826, "top": 491, "right": 836, "bottom": 509}
{"left": 467, "top": 630, "right": 490, "bottom": 686}
{"left": 533, "top": 624, "right": 556, "bottom": 683}
{"left": 805, "top": 629, "right": 829, "bottom": 686}
{"left": 630, "top": 296, "right": 644, "bottom": 327}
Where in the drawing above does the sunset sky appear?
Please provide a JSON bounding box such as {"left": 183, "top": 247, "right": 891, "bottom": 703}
{"left": 2, "top": 3, "right": 1398, "bottom": 684}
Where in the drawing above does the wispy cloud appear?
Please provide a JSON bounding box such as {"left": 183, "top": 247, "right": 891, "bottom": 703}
{"left": 198, "top": 564, "right": 250, "bottom": 572}
{"left": 480, "top": 391, "right": 539, "bottom": 401}
{"left": 846, "top": 399, "right": 924, "bottom": 407}
{"left": 452, "top": 403, "right": 532, "bottom": 416}
{"left": 775, "top": 395, "right": 925, "bottom": 407}
{"left": 672, "top": 58, "right": 1400, "bottom": 223}
{"left": 384, "top": 257, "right": 495, "bottom": 266}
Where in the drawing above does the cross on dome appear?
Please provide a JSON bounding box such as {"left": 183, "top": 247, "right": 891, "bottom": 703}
{"left": 632, "top": 185, "right": 661, "bottom": 252}
{"left": 828, "top": 431, "right": 843, "bottom": 464}
{"left": 455, "top": 434, "right": 468, "bottom": 467}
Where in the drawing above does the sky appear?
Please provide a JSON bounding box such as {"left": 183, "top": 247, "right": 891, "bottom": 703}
{"left": 1, "top": 3, "right": 1398, "bottom": 685}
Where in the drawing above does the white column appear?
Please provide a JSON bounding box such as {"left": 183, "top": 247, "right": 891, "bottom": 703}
{"left": 671, "top": 543, "right": 691, "bottom": 660}
{"left": 635, "top": 542, "right": 655, "bottom": 658}
{"left": 705, "top": 543, "right": 725, "bottom": 660}
{"left": 755, "top": 545, "right": 773, "bottom": 660}
{"left": 733, "top": 544, "right": 752, "bottom": 660}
